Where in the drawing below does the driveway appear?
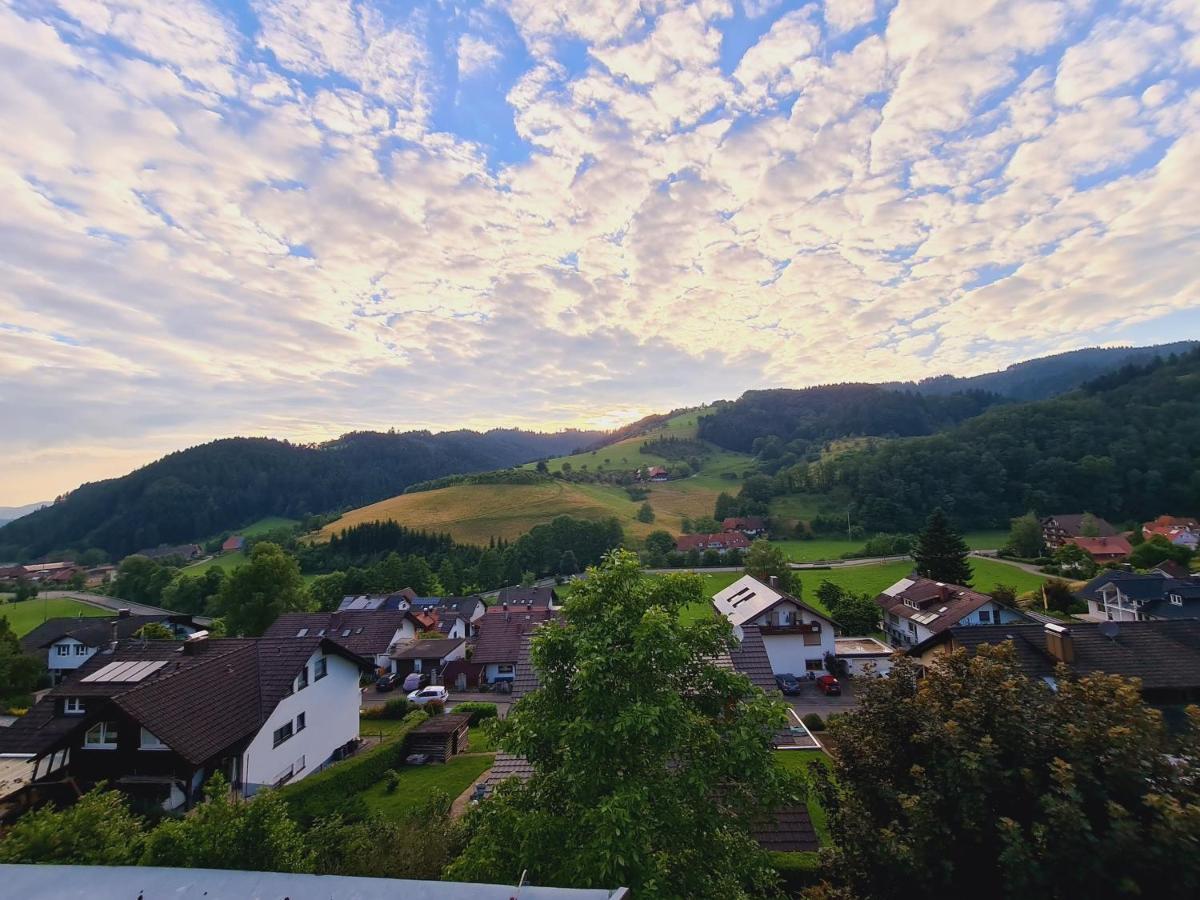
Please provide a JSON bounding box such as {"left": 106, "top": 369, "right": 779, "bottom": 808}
{"left": 359, "top": 686, "right": 511, "bottom": 718}
{"left": 785, "top": 679, "right": 860, "bottom": 719}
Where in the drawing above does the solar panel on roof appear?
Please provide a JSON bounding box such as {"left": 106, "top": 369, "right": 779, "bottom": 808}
{"left": 81, "top": 659, "right": 168, "bottom": 683}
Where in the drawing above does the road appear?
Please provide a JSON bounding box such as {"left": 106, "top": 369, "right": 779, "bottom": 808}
{"left": 35, "top": 590, "right": 194, "bottom": 619}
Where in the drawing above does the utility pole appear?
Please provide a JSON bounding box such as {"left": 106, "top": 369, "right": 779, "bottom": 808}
{"left": 846, "top": 509, "right": 852, "bottom": 542}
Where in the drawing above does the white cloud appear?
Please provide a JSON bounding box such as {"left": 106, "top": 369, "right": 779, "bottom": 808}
{"left": 824, "top": 0, "right": 876, "bottom": 35}
{"left": 458, "top": 34, "right": 502, "bottom": 78}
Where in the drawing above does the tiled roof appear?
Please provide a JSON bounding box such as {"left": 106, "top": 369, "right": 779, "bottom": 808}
{"left": 471, "top": 607, "right": 557, "bottom": 665}
{"left": 750, "top": 805, "right": 818, "bottom": 852}
{"left": 391, "top": 638, "right": 464, "bottom": 660}
{"left": 337, "top": 589, "right": 416, "bottom": 611}
{"left": 713, "top": 575, "right": 832, "bottom": 629}
{"left": 1041, "top": 514, "right": 1118, "bottom": 537}
{"left": 875, "top": 577, "right": 1002, "bottom": 636}
{"left": 912, "top": 621, "right": 1200, "bottom": 691}
{"left": 263, "top": 610, "right": 415, "bottom": 657}
{"left": 722, "top": 517, "right": 766, "bottom": 531}
{"left": 675, "top": 532, "right": 751, "bottom": 553}
{"left": 1064, "top": 535, "right": 1132, "bottom": 557}
{"left": 20, "top": 614, "right": 199, "bottom": 652}
{"left": 496, "top": 586, "right": 559, "bottom": 609}
{"left": 408, "top": 713, "right": 471, "bottom": 737}
{"left": 1080, "top": 572, "right": 1200, "bottom": 619}
{"left": 727, "top": 625, "right": 777, "bottom": 694}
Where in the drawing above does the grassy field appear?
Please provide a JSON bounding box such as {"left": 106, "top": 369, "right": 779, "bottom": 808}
{"left": 181, "top": 551, "right": 247, "bottom": 576}
{"left": 771, "top": 530, "right": 1008, "bottom": 563}
{"left": 360, "top": 754, "right": 495, "bottom": 819}
{"left": 1, "top": 597, "right": 109, "bottom": 636}
{"left": 239, "top": 516, "right": 297, "bottom": 536}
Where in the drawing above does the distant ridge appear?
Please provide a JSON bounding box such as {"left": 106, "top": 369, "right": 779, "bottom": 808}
{"left": 0, "top": 501, "right": 50, "bottom": 527}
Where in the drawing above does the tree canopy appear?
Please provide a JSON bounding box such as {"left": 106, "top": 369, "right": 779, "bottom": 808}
{"left": 744, "top": 539, "right": 795, "bottom": 594}
{"left": 214, "top": 541, "right": 308, "bottom": 636}
{"left": 911, "top": 508, "right": 973, "bottom": 586}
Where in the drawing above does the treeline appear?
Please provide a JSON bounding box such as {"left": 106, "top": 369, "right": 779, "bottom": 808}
{"left": 791, "top": 349, "right": 1200, "bottom": 532}
{"left": 638, "top": 436, "right": 708, "bottom": 461}
{"left": 698, "top": 383, "right": 1003, "bottom": 453}
{"left": 0, "top": 428, "right": 602, "bottom": 561}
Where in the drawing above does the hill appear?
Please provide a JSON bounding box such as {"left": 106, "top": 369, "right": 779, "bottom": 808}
{"left": 0, "top": 502, "right": 50, "bottom": 527}
{"left": 0, "top": 428, "right": 602, "bottom": 561}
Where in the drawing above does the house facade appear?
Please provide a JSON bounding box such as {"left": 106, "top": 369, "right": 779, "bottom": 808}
{"left": 875, "top": 577, "right": 1029, "bottom": 649}
{"left": 1040, "top": 514, "right": 1118, "bottom": 550}
{"left": 471, "top": 606, "right": 557, "bottom": 684}
{"left": 0, "top": 633, "right": 370, "bottom": 811}
{"left": 1080, "top": 571, "right": 1200, "bottom": 621}
{"left": 675, "top": 532, "right": 751, "bottom": 555}
{"left": 712, "top": 575, "right": 836, "bottom": 675}
{"left": 391, "top": 638, "right": 467, "bottom": 681}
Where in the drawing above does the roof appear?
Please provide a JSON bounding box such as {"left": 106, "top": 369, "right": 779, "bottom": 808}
{"left": 1064, "top": 535, "right": 1132, "bottom": 557}
{"left": 750, "top": 805, "right": 819, "bottom": 852}
{"left": 722, "top": 516, "right": 766, "bottom": 531}
{"left": 834, "top": 636, "right": 894, "bottom": 656}
{"left": 20, "top": 614, "right": 198, "bottom": 653}
{"left": 221, "top": 535, "right": 245, "bottom": 551}
{"left": 0, "top": 637, "right": 371, "bottom": 764}
{"left": 912, "top": 620, "right": 1200, "bottom": 691}
{"left": 409, "top": 596, "right": 486, "bottom": 619}
{"left": 874, "top": 577, "right": 1006, "bottom": 636}
{"left": 726, "top": 625, "right": 777, "bottom": 693}
{"left": 392, "top": 638, "right": 464, "bottom": 660}
{"left": 1146, "top": 515, "right": 1200, "bottom": 529}
{"left": 337, "top": 589, "right": 417, "bottom": 611}
{"left": 263, "top": 610, "right": 417, "bottom": 656}
{"left": 1080, "top": 572, "right": 1200, "bottom": 619}
{"left": 675, "top": 532, "right": 751, "bottom": 553}
{"left": 0, "top": 865, "right": 627, "bottom": 900}
{"left": 1153, "top": 560, "right": 1193, "bottom": 579}
{"left": 1041, "top": 514, "right": 1118, "bottom": 537}
{"left": 496, "top": 586, "right": 559, "bottom": 609}
{"left": 511, "top": 633, "right": 540, "bottom": 700}
{"left": 712, "top": 575, "right": 832, "bottom": 629}
{"left": 408, "top": 713, "right": 470, "bottom": 736}
{"left": 471, "top": 607, "right": 557, "bottom": 665}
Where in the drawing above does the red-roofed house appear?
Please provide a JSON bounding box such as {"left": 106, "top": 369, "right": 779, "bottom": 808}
{"left": 1142, "top": 516, "right": 1200, "bottom": 551}
{"left": 675, "top": 532, "right": 751, "bottom": 554}
{"left": 722, "top": 516, "right": 767, "bottom": 536}
{"left": 222, "top": 535, "right": 246, "bottom": 553}
{"left": 645, "top": 466, "right": 669, "bottom": 482}
{"left": 1064, "top": 534, "right": 1133, "bottom": 563}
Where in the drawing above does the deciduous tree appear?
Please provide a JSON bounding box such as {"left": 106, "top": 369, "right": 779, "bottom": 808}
{"left": 214, "top": 542, "right": 308, "bottom": 636}
{"left": 1005, "top": 511, "right": 1044, "bottom": 558}
{"left": 0, "top": 786, "right": 145, "bottom": 865}
{"left": 744, "top": 539, "right": 795, "bottom": 593}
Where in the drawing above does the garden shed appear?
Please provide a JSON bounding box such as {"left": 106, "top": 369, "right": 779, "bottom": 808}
{"left": 404, "top": 713, "right": 471, "bottom": 763}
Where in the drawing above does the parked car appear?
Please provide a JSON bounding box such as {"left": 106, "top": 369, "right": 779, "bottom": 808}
{"left": 816, "top": 674, "right": 841, "bottom": 696}
{"left": 375, "top": 672, "right": 399, "bottom": 692}
{"left": 405, "top": 753, "right": 430, "bottom": 766}
{"left": 775, "top": 673, "right": 802, "bottom": 695}
{"left": 402, "top": 672, "right": 429, "bottom": 692}
{"left": 408, "top": 685, "right": 449, "bottom": 705}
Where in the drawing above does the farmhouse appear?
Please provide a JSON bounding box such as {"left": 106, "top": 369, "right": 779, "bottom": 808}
{"left": 908, "top": 620, "right": 1200, "bottom": 706}
{"left": 712, "top": 575, "right": 836, "bottom": 675}
{"left": 722, "top": 516, "right": 767, "bottom": 536}
{"left": 646, "top": 465, "right": 669, "bottom": 482}
{"left": 263, "top": 609, "right": 424, "bottom": 675}
{"left": 875, "top": 577, "right": 1028, "bottom": 649}
{"left": 0, "top": 632, "right": 371, "bottom": 811}
{"left": 675, "top": 532, "right": 751, "bottom": 554}
{"left": 1063, "top": 534, "right": 1132, "bottom": 563}
{"left": 1078, "top": 570, "right": 1200, "bottom": 622}
{"left": 1040, "top": 514, "right": 1117, "bottom": 550}
{"left": 221, "top": 535, "right": 245, "bottom": 553}
{"left": 21, "top": 612, "right": 204, "bottom": 684}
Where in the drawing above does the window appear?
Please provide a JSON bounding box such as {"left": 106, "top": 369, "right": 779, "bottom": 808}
{"left": 296, "top": 627, "right": 309, "bottom": 637}
{"left": 296, "top": 712, "right": 306, "bottom": 733}
{"left": 1171, "top": 594, "right": 1183, "bottom": 607}
{"left": 64, "top": 698, "right": 85, "bottom": 715}
{"left": 497, "top": 663, "right": 515, "bottom": 675}
{"left": 84, "top": 722, "right": 118, "bottom": 749}
{"left": 978, "top": 609, "right": 992, "bottom": 623}
{"left": 314, "top": 656, "right": 327, "bottom": 681}
{"left": 907, "top": 620, "right": 917, "bottom": 634}
{"left": 56, "top": 644, "right": 70, "bottom": 657}
{"left": 74, "top": 644, "right": 88, "bottom": 656}
{"left": 805, "top": 659, "right": 824, "bottom": 672}
{"left": 273, "top": 721, "right": 294, "bottom": 747}
{"left": 140, "top": 728, "right": 168, "bottom": 750}
{"left": 295, "top": 665, "right": 309, "bottom": 692}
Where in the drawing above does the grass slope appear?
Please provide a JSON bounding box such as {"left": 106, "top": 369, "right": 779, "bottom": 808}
{"left": 771, "top": 530, "right": 1007, "bottom": 563}
{"left": 239, "top": 516, "right": 298, "bottom": 536}
{"left": 359, "top": 754, "right": 495, "bottom": 819}
{"left": 1, "top": 597, "right": 109, "bottom": 636}
{"left": 181, "top": 551, "right": 247, "bottom": 576}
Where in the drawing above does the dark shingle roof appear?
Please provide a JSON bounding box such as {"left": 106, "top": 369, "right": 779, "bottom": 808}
{"left": 1079, "top": 572, "right": 1200, "bottom": 620}
{"left": 750, "top": 805, "right": 819, "bottom": 852}
{"left": 1042, "top": 514, "right": 1118, "bottom": 537}
{"left": 471, "top": 608, "right": 557, "bottom": 665}
{"left": 496, "top": 586, "right": 558, "bottom": 609}
{"left": 727, "top": 625, "right": 777, "bottom": 694}
{"left": 392, "top": 638, "right": 464, "bottom": 660}
{"left": 20, "top": 615, "right": 198, "bottom": 653}
{"left": 875, "top": 578, "right": 1008, "bottom": 635}
{"left": 263, "top": 610, "right": 414, "bottom": 657}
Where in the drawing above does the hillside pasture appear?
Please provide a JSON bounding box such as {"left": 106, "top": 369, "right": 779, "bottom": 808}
{"left": 770, "top": 530, "right": 1008, "bottom": 563}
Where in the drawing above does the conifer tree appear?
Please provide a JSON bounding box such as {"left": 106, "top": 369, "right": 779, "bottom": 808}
{"left": 912, "top": 507, "right": 973, "bottom": 585}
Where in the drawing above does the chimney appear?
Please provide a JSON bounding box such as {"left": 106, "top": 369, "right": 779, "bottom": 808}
{"left": 109, "top": 620, "right": 119, "bottom": 653}
{"left": 183, "top": 630, "right": 210, "bottom": 655}
{"left": 1044, "top": 623, "right": 1074, "bottom": 664}
{"left": 938, "top": 583, "right": 950, "bottom": 602}
{"left": 117, "top": 608, "right": 131, "bottom": 618}
{"left": 768, "top": 575, "right": 779, "bottom": 589}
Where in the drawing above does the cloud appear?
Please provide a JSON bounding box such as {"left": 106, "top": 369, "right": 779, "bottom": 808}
{"left": 1, "top": 0, "right": 1199, "bottom": 503}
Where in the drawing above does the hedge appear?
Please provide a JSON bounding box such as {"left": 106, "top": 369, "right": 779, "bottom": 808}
{"left": 279, "top": 710, "right": 426, "bottom": 826}
{"left": 801, "top": 713, "right": 826, "bottom": 732}
{"left": 770, "top": 851, "right": 824, "bottom": 892}
{"left": 453, "top": 702, "right": 498, "bottom": 725}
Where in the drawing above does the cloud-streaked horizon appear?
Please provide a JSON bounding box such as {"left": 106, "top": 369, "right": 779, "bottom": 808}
{"left": 2, "top": 0, "right": 1199, "bottom": 505}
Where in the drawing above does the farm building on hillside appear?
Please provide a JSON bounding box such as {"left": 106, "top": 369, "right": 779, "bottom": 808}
{"left": 221, "top": 535, "right": 245, "bottom": 553}
{"left": 675, "top": 532, "right": 751, "bottom": 555}
{"left": 721, "top": 516, "right": 767, "bottom": 536}
{"left": 1040, "top": 514, "right": 1117, "bottom": 550}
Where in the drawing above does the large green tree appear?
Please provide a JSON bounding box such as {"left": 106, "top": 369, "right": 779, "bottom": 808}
{"left": 815, "top": 647, "right": 1200, "bottom": 900}
{"left": 1005, "top": 511, "right": 1044, "bottom": 558}
{"left": 111, "top": 555, "right": 178, "bottom": 605}
{"left": 446, "top": 551, "right": 797, "bottom": 897}
{"left": 0, "top": 615, "right": 44, "bottom": 706}
{"left": 0, "top": 786, "right": 146, "bottom": 865}
{"left": 744, "top": 538, "right": 795, "bottom": 593}
{"left": 214, "top": 542, "right": 308, "bottom": 636}
{"left": 911, "top": 508, "right": 973, "bottom": 585}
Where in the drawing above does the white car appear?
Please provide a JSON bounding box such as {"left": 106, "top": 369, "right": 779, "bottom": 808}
{"left": 407, "top": 685, "right": 449, "bottom": 705}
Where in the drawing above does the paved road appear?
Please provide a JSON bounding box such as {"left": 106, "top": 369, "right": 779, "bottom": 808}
{"left": 35, "top": 590, "right": 188, "bottom": 619}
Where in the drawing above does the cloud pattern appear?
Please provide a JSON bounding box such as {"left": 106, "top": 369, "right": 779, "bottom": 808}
{"left": 2, "top": 0, "right": 1199, "bottom": 502}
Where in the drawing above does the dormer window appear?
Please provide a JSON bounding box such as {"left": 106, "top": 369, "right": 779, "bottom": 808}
{"left": 56, "top": 644, "right": 70, "bottom": 657}
{"left": 903, "top": 598, "right": 917, "bottom": 609}
{"left": 74, "top": 644, "right": 88, "bottom": 655}
{"left": 140, "top": 728, "right": 168, "bottom": 750}
{"left": 84, "top": 722, "right": 118, "bottom": 749}
{"left": 295, "top": 665, "right": 309, "bottom": 692}
{"left": 64, "top": 697, "right": 85, "bottom": 715}
{"left": 1171, "top": 594, "right": 1183, "bottom": 606}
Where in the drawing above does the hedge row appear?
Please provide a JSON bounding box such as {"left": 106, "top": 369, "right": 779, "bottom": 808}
{"left": 452, "top": 701, "right": 498, "bottom": 725}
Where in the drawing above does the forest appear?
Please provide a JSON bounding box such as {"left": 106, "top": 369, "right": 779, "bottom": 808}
{"left": 0, "top": 428, "right": 600, "bottom": 561}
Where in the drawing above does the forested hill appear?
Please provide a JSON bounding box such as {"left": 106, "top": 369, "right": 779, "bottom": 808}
{"left": 911, "top": 341, "right": 1199, "bottom": 400}
{"left": 0, "top": 428, "right": 601, "bottom": 560}
{"left": 799, "top": 348, "right": 1200, "bottom": 532}
{"left": 697, "top": 384, "right": 1003, "bottom": 452}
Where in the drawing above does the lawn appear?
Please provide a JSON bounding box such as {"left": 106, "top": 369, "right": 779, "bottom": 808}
{"left": 775, "top": 749, "right": 832, "bottom": 846}
{"left": 770, "top": 530, "right": 1008, "bottom": 563}
{"left": 360, "top": 754, "right": 495, "bottom": 819}
{"left": 1, "top": 597, "right": 109, "bottom": 636}
{"left": 239, "top": 516, "right": 298, "bottom": 536}
{"left": 180, "top": 551, "right": 246, "bottom": 577}
{"left": 359, "top": 716, "right": 495, "bottom": 752}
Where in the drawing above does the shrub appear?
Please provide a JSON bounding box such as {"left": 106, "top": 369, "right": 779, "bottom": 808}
{"left": 454, "top": 702, "right": 498, "bottom": 725}
{"left": 383, "top": 769, "right": 400, "bottom": 794}
{"left": 802, "top": 713, "right": 826, "bottom": 732}
{"left": 770, "top": 851, "right": 824, "bottom": 892}
{"left": 361, "top": 698, "right": 410, "bottom": 720}
{"left": 422, "top": 699, "right": 445, "bottom": 716}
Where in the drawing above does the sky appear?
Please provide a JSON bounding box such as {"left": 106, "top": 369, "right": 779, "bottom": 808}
{"left": 2, "top": 0, "right": 1199, "bottom": 505}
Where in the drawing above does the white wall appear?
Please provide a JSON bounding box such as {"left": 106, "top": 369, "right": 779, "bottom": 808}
{"left": 842, "top": 655, "right": 893, "bottom": 677}
{"left": 242, "top": 651, "right": 362, "bottom": 795}
{"left": 48, "top": 638, "right": 95, "bottom": 674}
{"left": 762, "top": 630, "right": 836, "bottom": 675}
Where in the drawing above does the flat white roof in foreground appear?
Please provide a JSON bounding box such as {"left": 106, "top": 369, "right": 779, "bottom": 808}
{"left": 0, "top": 865, "right": 629, "bottom": 899}
{"left": 834, "top": 636, "right": 894, "bottom": 656}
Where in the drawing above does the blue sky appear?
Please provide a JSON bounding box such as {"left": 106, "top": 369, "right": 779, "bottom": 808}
{"left": 1, "top": 0, "right": 1199, "bottom": 503}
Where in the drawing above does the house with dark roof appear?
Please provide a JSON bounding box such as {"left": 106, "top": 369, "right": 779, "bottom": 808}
{"left": 1079, "top": 571, "right": 1200, "bottom": 622}
{"left": 721, "top": 516, "right": 767, "bottom": 536}
{"left": 471, "top": 606, "right": 557, "bottom": 684}
{"left": 875, "top": 577, "right": 1029, "bottom": 649}
{"left": 0, "top": 632, "right": 372, "bottom": 811}
{"left": 908, "top": 620, "right": 1200, "bottom": 705}
{"left": 712, "top": 575, "right": 837, "bottom": 675}
{"left": 337, "top": 588, "right": 418, "bottom": 612}
{"left": 496, "top": 586, "right": 560, "bottom": 609}
{"left": 1040, "top": 514, "right": 1118, "bottom": 550}
{"left": 675, "top": 532, "right": 751, "bottom": 554}
{"left": 409, "top": 595, "right": 487, "bottom": 639}
{"left": 391, "top": 638, "right": 466, "bottom": 682}
{"left": 21, "top": 612, "right": 204, "bottom": 684}
{"left": 262, "top": 609, "right": 424, "bottom": 675}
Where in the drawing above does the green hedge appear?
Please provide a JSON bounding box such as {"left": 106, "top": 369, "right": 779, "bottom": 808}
{"left": 453, "top": 702, "right": 498, "bottom": 725}
{"left": 280, "top": 711, "right": 425, "bottom": 826}
{"left": 770, "top": 851, "right": 823, "bottom": 892}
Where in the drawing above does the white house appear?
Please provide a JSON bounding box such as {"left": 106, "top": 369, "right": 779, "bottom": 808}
{"left": 20, "top": 613, "right": 202, "bottom": 683}
{"left": 712, "top": 576, "right": 836, "bottom": 675}
{"left": 874, "top": 577, "right": 1029, "bottom": 649}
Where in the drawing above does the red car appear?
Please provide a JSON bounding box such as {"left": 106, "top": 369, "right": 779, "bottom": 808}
{"left": 816, "top": 674, "right": 842, "bottom": 696}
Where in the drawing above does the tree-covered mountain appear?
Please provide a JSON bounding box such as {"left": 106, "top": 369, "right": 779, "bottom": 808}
{"left": 0, "top": 428, "right": 601, "bottom": 560}
{"left": 791, "top": 349, "right": 1200, "bottom": 532}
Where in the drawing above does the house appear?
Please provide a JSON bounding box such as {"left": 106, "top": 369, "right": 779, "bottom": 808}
{"left": 262, "top": 610, "right": 424, "bottom": 675}
{"left": 337, "top": 588, "right": 417, "bottom": 612}
{"left": 221, "top": 535, "right": 246, "bottom": 553}
{"left": 0, "top": 564, "right": 29, "bottom": 581}
{"left": 1152, "top": 560, "right": 1193, "bottom": 579}
{"left": 1040, "top": 514, "right": 1118, "bottom": 550}
{"left": 907, "top": 620, "right": 1200, "bottom": 706}
{"left": 0, "top": 632, "right": 372, "bottom": 811}
{"left": 136, "top": 544, "right": 204, "bottom": 562}
{"left": 875, "top": 577, "right": 1029, "bottom": 649}
{"left": 409, "top": 595, "right": 487, "bottom": 639}
{"left": 20, "top": 612, "right": 204, "bottom": 684}
{"left": 1078, "top": 571, "right": 1200, "bottom": 622}
{"left": 1063, "top": 534, "right": 1132, "bottom": 563}
{"left": 833, "top": 636, "right": 896, "bottom": 677}
{"left": 390, "top": 638, "right": 466, "bottom": 682}
{"left": 646, "top": 466, "right": 669, "bottom": 482}
{"left": 471, "top": 605, "right": 557, "bottom": 684}
{"left": 712, "top": 575, "right": 836, "bottom": 675}
{"left": 21, "top": 561, "right": 78, "bottom": 582}
{"left": 1142, "top": 515, "right": 1200, "bottom": 551}
{"left": 84, "top": 565, "right": 117, "bottom": 587}
{"left": 675, "top": 532, "right": 751, "bottom": 554}
{"left": 722, "top": 516, "right": 767, "bottom": 537}
{"left": 496, "top": 586, "right": 560, "bottom": 609}
{"left": 41, "top": 566, "right": 83, "bottom": 586}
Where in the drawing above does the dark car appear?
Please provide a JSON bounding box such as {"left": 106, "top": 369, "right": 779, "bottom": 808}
{"left": 375, "top": 672, "right": 399, "bottom": 692}
{"left": 816, "top": 674, "right": 842, "bottom": 696}
{"left": 775, "top": 673, "right": 802, "bottom": 695}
